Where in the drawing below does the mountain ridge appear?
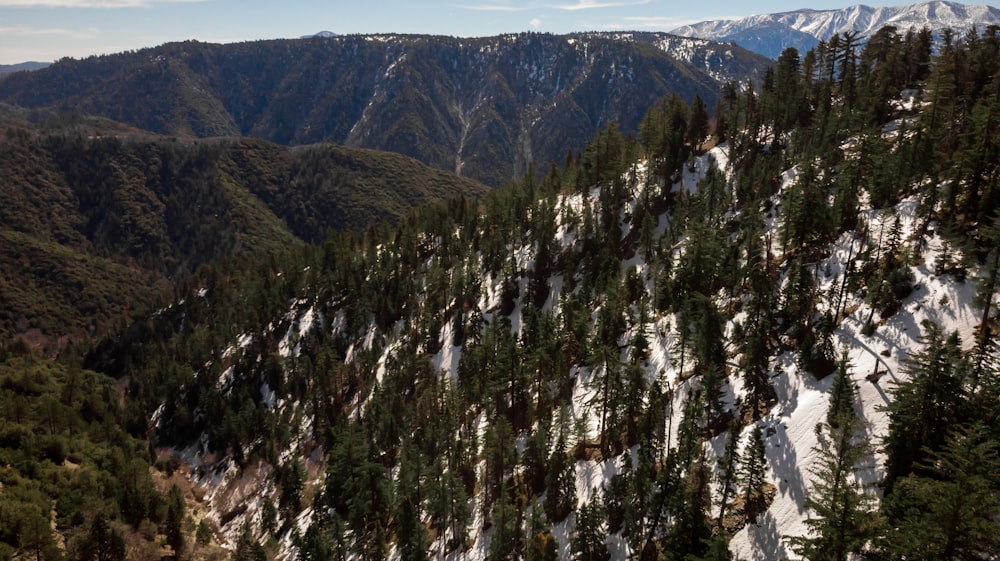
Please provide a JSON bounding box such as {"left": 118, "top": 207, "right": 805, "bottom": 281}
{"left": 0, "top": 32, "right": 770, "bottom": 186}
{"left": 672, "top": 1, "right": 1000, "bottom": 58}
{"left": 0, "top": 123, "right": 487, "bottom": 346}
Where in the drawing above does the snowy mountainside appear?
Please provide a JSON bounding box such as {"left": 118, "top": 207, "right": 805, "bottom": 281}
{"left": 98, "top": 28, "right": 1000, "bottom": 556}
{"left": 671, "top": 1, "right": 1000, "bottom": 58}
{"left": 141, "top": 138, "right": 984, "bottom": 561}
{"left": 575, "top": 32, "right": 769, "bottom": 83}
{"left": 730, "top": 191, "right": 978, "bottom": 560}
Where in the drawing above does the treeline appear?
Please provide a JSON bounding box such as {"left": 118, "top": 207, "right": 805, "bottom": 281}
{"left": 85, "top": 23, "right": 1000, "bottom": 561}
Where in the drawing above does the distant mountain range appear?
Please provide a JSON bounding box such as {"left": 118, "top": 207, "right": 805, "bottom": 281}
{"left": 671, "top": 1, "right": 1000, "bottom": 59}
{"left": 0, "top": 33, "right": 769, "bottom": 186}
{"left": 0, "top": 61, "right": 50, "bottom": 78}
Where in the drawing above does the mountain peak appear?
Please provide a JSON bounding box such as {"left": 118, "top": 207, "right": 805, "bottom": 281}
{"left": 301, "top": 30, "right": 338, "bottom": 39}
{"left": 671, "top": 1, "right": 1000, "bottom": 58}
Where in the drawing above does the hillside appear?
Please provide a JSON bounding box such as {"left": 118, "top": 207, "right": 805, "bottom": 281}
{"left": 0, "top": 33, "right": 770, "bottom": 186}
{"left": 79, "top": 26, "right": 1000, "bottom": 561}
{"left": 672, "top": 1, "right": 1000, "bottom": 58}
{"left": 0, "top": 125, "right": 487, "bottom": 344}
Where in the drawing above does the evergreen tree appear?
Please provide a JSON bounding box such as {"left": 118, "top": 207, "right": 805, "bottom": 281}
{"left": 787, "top": 358, "right": 879, "bottom": 561}
{"left": 664, "top": 450, "right": 712, "bottom": 561}
{"left": 741, "top": 425, "right": 768, "bottom": 522}
{"left": 526, "top": 504, "right": 559, "bottom": 561}
{"left": 878, "top": 423, "right": 1000, "bottom": 560}
{"left": 78, "top": 513, "right": 126, "bottom": 561}
{"left": 689, "top": 536, "right": 733, "bottom": 561}
{"left": 395, "top": 441, "right": 430, "bottom": 561}
{"left": 687, "top": 95, "right": 711, "bottom": 148}
{"left": 571, "top": 494, "right": 609, "bottom": 561}
{"left": 486, "top": 484, "right": 524, "bottom": 561}
{"left": 882, "top": 322, "right": 968, "bottom": 493}
{"left": 545, "top": 413, "right": 577, "bottom": 524}
{"left": 715, "top": 421, "right": 742, "bottom": 528}
{"left": 165, "top": 483, "right": 186, "bottom": 556}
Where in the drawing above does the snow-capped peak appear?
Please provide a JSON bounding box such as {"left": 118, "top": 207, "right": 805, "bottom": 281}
{"left": 672, "top": 1, "right": 1000, "bottom": 59}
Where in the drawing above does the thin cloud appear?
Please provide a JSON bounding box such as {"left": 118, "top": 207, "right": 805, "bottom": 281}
{"left": 0, "top": 0, "right": 207, "bottom": 7}
{"left": 461, "top": 0, "right": 527, "bottom": 11}
{"left": 618, "top": 15, "right": 703, "bottom": 28}
{"left": 530, "top": 17, "right": 542, "bottom": 28}
{"left": 550, "top": 0, "right": 650, "bottom": 11}
{"left": 0, "top": 25, "right": 99, "bottom": 38}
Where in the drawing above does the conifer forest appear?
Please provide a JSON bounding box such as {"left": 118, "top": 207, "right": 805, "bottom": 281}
{"left": 3, "top": 21, "right": 1000, "bottom": 561}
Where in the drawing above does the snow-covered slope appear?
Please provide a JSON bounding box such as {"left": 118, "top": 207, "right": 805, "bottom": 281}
{"left": 729, "top": 192, "right": 978, "bottom": 560}
{"left": 169, "top": 137, "right": 983, "bottom": 561}
{"left": 672, "top": 1, "right": 1000, "bottom": 58}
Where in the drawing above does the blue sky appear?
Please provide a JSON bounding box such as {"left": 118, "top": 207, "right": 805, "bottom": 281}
{"left": 0, "top": 0, "right": 980, "bottom": 64}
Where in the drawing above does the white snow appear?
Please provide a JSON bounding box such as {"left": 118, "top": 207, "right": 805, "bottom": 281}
{"left": 177, "top": 126, "right": 986, "bottom": 561}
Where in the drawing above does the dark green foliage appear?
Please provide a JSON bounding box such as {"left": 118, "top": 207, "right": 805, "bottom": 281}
{"left": 486, "top": 484, "right": 524, "bottom": 561}
{"left": 278, "top": 458, "right": 305, "bottom": 517}
{"left": 526, "top": 507, "right": 559, "bottom": 561}
{"left": 0, "top": 128, "right": 486, "bottom": 343}
{"left": 879, "top": 423, "right": 1000, "bottom": 560}
{"left": 742, "top": 425, "right": 768, "bottom": 522}
{"left": 165, "top": 484, "right": 186, "bottom": 555}
{"left": 664, "top": 452, "right": 712, "bottom": 561}
{"left": 571, "top": 494, "right": 608, "bottom": 561}
{"left": 322, "top": 424, "right": 390, "bottom": 557}
{"left": 235, "top": 523, "right": 268, "bottom": 561}
{"left": 77, "top": 514, "right": 126, "bottom": 561}
{"left": 0, "top": 353, "right": 162, "bottom": 559}
{"left": 715, "top": 421, "right": 741, "bottom": 528}
{"left": 544, "top": 421, "right": 577, "bottom": 524}
{"left": 882, "top": 322, "right": 968, "bottom": 493}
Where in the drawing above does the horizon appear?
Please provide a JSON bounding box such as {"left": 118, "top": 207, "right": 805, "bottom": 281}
{"left": 1, "top": 0, "right": 993, "bottom": 65}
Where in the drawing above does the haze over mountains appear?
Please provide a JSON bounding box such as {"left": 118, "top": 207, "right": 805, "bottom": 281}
{"left": 672, "top": 0, "right": 1000, "bottom": 58}
{"left": 0, "top": 61, "right": 49, "bottom": 77}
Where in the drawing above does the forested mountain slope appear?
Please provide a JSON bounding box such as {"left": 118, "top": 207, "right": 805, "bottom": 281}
{"left": 81, "top": 25, "right": 1000, "bottom": 561}
{"left": 0, "top": 124, "right": 486, "bottom": 345}
{"left": 0, "top": 33, "right": 769, "bottom": 186}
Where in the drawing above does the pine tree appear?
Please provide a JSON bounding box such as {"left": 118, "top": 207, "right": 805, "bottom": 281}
{"left": 526, "top": 504, "right": 559, "bottom": 561}
{"left": 487, "top": 483, "right": 524, "bottom": 561}
{"left": 571, "top": 493, "right": 609, "bottom": 561}
{"left": 878, "top": 423, "right": 1000, "bottom": 560}
{"left": 715, "top": 421, "right": 742, "bottom": 528}
{"left": 395, "top": 441, "right": 429, "bottom": 561}
{"left": 236, "top": 522, "right": 268, "bottom": 561}
{"left": 741, "top": 425, "right": 768, "bottom": 522}
{"left": 165, "top": 483, "right": 186, "bottom": 556}
{"left": 545, "top": 413, "right": 577, "bottom": 524}
{"left": 689, "top": 536, "right": 733, "bottom": 561}
{"left": 587, "top": 335, "right": 623, "bottom": 457}
{"left": 787, "top": 358, "right": 879, "bottom": 561}
{"left": 882, "top": 322, "right": 968, "bottom": 493}
{"left": 687, "top": 95, "right": 711, "bottom": 149}
{"left": 78, "top": 513, "right": 126, "bottom": 561}
{"left": 664, "top": 450, "right": 713, "bottom": 561}
{"left": 972, "top": 215, "right": 1000, "bottom": 378}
